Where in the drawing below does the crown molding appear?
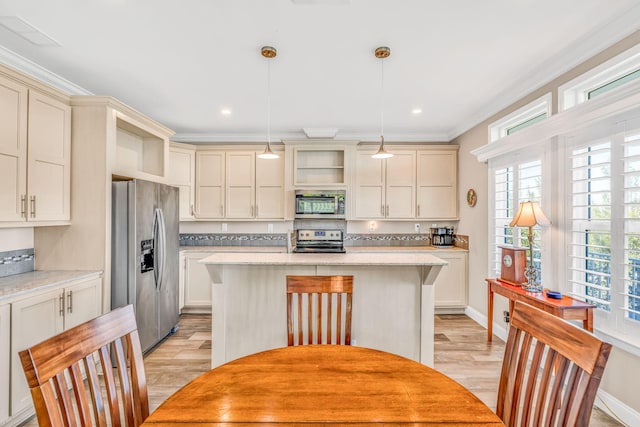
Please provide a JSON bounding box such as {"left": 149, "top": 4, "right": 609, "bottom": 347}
{"left": 447, "top": 2, "right": 640, "bottom": 141}
{"left": 172, "top": 130, "right": 450, "bottom": 144}
{"left": 0, "top": 45, "right": 92, "bottom": 95}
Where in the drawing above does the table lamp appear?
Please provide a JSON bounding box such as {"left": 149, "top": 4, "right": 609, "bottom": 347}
{"left": 509, "top": 201, "right": 550, "bottom": 292}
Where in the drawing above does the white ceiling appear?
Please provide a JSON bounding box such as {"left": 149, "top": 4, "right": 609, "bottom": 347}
{"left": 0, "top": 0, "right": 639, "bottom": 143}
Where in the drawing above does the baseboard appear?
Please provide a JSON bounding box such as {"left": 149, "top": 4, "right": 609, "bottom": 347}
{"left": 464, "top": 306, "right": 508, "bottom": 342}
{"left": 595, "top": 389, "right": 640, "bottom": 427}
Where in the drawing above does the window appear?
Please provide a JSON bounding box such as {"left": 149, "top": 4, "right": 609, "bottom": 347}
{"left": 569, "top": 141, "right": 612, "bottom": 311}
{"left": 491, "top": 160, "right": 543, "bottom": 277}
{"left": 560, "top": 43, "right": 640, "bottom": 111}
{"left": 588, "top": 69, "right": 640, "bottom": 100}
{"left": 488, "top": 94, "right": 552, "bottom": 143}
{"left": 624, "top": 131, "right": 640, "bottom": 321}
{"left": 567, "top": 124, "right": 640, "bottom": 342}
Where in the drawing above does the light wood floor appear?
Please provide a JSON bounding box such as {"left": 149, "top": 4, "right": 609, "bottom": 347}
{"left": 20, "top": 313, "right": 624, "bottom": 426}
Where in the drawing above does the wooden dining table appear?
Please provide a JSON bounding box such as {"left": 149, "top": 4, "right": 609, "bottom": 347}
{"left": 143, "top": 345, "right": 504, "bottom": 426}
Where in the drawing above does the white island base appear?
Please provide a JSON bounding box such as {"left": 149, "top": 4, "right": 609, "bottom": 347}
{"left": 200, "top": 252, "right": 446, "bottom": 368}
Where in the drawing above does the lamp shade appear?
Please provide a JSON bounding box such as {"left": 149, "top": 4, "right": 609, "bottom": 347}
{"left": 509, "top": 201, "right": 551, "bottom": 228}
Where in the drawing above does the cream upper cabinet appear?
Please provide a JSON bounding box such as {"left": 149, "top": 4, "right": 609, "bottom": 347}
{"left": 195, "top": 151, "right": 225, "bottom": 219}
{"left": 112, "top": 115, "right": 170, "bottom": 183}
{"left": 169, "top": 143, "right": 196, "bottom": 220}
{"left": 226, "top": 150, "right": 284, "bottom": 219}
{"left": 26, "top": 91, "right": 71, "bottom": 221}
{"left": 194, "top": 148, "right": 284, "bottom": 221}
{"left": 354, "top": 150, "right": 415, "bottom": 219}
{"left": 255, "top": 153, "right": 284, "bottom": 219}
{"left": 417, "top": 149, "right": 458, "bottom": 219}
{"left": 226, "top": 151, "right": 255, "bottom": 218}
{"left": 294, "top": 148, "right": 346, "bottom": 187}
{"left": 0, "top": 75, "right": 27, "bottom": 222}
{"left": 0, "top": 74, "right": 70, "bottom": 225}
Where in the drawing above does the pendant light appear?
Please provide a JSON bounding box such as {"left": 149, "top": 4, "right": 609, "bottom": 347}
{"left": 258, "top": 46, "right": 279, "bottom": 160}
{"left": 372, "top": 46, "right": 393, "bottom": 159}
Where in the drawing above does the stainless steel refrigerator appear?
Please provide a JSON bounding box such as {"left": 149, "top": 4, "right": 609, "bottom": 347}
{"left": 111, "top": 179, "right": 180, "bottom": 353}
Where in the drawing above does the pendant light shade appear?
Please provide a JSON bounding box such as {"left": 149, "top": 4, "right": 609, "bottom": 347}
{"left": 258, "top": 46, "right": 279, "bottom": 160}
{"left": 372, "top": 46, "right": 393, "bottom": 159}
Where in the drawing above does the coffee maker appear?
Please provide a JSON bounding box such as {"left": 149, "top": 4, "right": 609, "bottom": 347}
{"left": 431, "top": 226, "right": 454, "bottom": 247}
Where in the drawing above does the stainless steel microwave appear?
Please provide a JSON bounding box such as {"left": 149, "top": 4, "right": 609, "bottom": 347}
{"left": 294, "top": 190, "right": 346, "bottom": 219}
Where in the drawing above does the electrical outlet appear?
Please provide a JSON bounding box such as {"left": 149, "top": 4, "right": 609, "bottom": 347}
{"left": 267, "top": 223, "right": 274, "bottom": 233}
{"left": 503, "top": 310, "right": 510, "bottom": 323}
{"left": 368, "top": 221, "right": 376, "bottom": 232}
{"left": 414, "top": 223, "right": 420, "bottom": 233}
{"left": 221, "top": 223, "right": 228, "bottom": 232}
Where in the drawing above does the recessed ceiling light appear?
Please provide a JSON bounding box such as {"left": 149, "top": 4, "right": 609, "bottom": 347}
{"left": 220, "top": 108, "right": 232, "bottom": 116}
{"left": 411, "top": 108, "right": 422, "bottom": 115}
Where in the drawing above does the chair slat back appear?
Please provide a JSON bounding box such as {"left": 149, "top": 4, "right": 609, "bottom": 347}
{"left": 497, "top": 301, "right": 611, "bottom": 427}
{"left": 19, "top": 305, "right": 149, "bottom": 427}
{"left": 286, "top": 275, "right": 353, "bottom": 346}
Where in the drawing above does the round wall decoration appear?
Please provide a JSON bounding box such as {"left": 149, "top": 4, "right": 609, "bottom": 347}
{"left": 466, "top": 189, "right": 477, "bottom": 207}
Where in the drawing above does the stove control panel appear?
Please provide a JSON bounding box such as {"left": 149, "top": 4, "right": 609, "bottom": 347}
{"left": 296, "top": 229, "right": 343, "bottom": 242}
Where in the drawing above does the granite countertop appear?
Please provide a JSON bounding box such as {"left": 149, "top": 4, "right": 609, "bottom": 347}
{"left": 199, "top": 252, "right": 448, "bottom": 266}
{"left": 0, "top": 270, "right": 103, "bottom": 301}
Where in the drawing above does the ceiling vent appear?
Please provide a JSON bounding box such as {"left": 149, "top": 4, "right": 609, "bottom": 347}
{"left": 302, "top": 128, "right": 339, "bottom": 139}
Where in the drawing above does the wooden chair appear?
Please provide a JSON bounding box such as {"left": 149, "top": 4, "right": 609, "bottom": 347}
{"left": 497, "top": 301, "right": 612, "bottom": 427}
{"left": 286, "top": 275, "right": 353, "bottom": 346}
{"left": 19, "top": 304, "right": 149, "bottom": 427}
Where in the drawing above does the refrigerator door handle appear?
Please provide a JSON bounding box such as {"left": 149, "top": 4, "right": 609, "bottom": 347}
{"left": 157, "top": 208, "right": 167, "bottom": 291}
{"left": 153, "top": 208, "right": 161, "bottom": 289}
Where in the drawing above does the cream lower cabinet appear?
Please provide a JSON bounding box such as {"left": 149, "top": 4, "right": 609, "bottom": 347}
{"left": 0, "top": 73, "right": 70, "bottom": 225}
{"left": 227, "top": 151, "right": 284, "bottom": 219}
{"left": 195, "top": 151, "right": 225, "bottom": 219}
{"left": 9, "top": 276, "right": 102, "bottom": 418}
{"left": 354, "top": 150, "right": 415, "bottom": 219}
{"left": 417, "top": 149, "right": 458, "bottom": 220}
{"left": 182, "top": 252, "right": 212, "bottom": 313}
{"left": 169, "top": 143, "right": 196, "bottom": 221}
{"left": 0, "top": 303, "right": 10, "bottom": 425}
{"left": 433, "top": 251, "right": 468, "bottom": 312}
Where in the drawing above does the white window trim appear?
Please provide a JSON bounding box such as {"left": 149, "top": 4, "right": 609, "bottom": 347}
{"left": 487, "top": 147, "right": 548, "bottom": 282}
{"left": 488, "top": 93, "right": 552, "bottom": 143}
{"left": 559, "top": 43, "right": 640, "bottom": 111}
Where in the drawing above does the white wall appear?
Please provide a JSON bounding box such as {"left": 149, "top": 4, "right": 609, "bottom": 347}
{"left": 453, "top": 31, "right": 640, "bottom": 420}
{"left": 0, "top": 228, "right": 33, "bottom": 252}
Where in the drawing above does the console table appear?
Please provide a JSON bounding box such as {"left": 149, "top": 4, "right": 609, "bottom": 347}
{"left": 485, "top": 278, "right": 595, "bottom": 342}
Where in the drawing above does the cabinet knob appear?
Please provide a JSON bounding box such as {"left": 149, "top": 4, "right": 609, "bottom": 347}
{"left": 30, "top": 196, "right": 36, "bottom": 218}
{"left": 67, "top": 290, "right": 73, "bottom": 313}
{"left": 20, "top": 195, "right": 26, "bottom": 218}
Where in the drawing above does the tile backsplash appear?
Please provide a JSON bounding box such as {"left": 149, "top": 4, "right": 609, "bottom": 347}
{"left": 0, "top": 248, "right": 35, "bottom": 278}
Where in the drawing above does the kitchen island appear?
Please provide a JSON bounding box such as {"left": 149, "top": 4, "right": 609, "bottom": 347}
{"left": 200, "top": 252, "right": 447, "bottom": 367}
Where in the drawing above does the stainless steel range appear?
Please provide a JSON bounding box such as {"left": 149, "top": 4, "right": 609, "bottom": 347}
{"left": 293, "top": 229, "right": 345, "bottom": 253}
